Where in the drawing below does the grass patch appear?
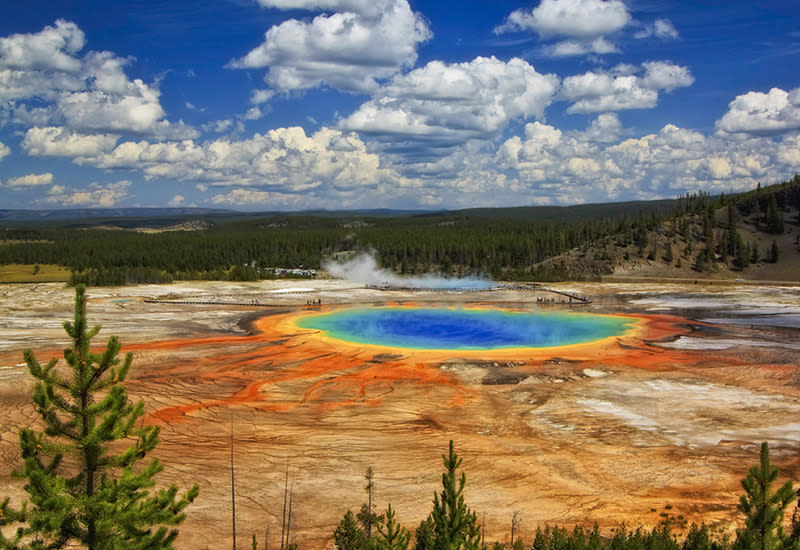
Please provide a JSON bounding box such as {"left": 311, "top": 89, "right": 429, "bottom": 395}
{"left": 0, "top": 264, "right": 71, "bottom": 283}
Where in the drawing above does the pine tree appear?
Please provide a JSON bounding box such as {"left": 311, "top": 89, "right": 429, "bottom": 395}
{"left": 765, "top": 195, "right": 784, "bottom": 234}
{"left": 735, "top": 442, "right": 795, "bottom": 550}
{"left": 769, "top": 240, "right": 781, "bottom": 264}
{"left": 334, "top": 510, "right": 367, "bottom": 550}
{"left": 0, "top": 285, "right": 198, "bottom": 550}
{"left": 358, "top": 467, "right": 383, "bottom": 543}
{"left": 414, "top": 517, "right": 435, "bottom": 550}
{"left": 374, "top": 505, "right": 411, "bottom": 550}
{"left": 419, "top": 441, "right": 481, "bottom": 550}
{"left": 735, "top": 236, "right": 750, "bottom": 269}
{"left": 683, "top": 523, "right": 713, "bottom": 550}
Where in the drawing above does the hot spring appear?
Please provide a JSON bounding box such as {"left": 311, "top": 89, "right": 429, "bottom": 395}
{"left": 296, "top": 307, "right": 635, "bottom": 350}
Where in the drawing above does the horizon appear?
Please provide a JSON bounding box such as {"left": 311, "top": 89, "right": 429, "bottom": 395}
{"left": 0, "top": 1, "right": 799, "bottom": 211}
{"left": 0, "top": 193, "right": 700, "bottom": 218}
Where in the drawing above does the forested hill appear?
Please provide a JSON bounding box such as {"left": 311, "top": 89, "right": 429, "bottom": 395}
{"left": 0, "top": 176, "right": 798, "bottom": 285}
{"left": 539, "top": 175, "right": 800, "bottom": 282}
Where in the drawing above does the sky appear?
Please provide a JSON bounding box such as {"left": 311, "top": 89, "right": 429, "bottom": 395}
{"left": 0, "top": 0, "right": 799, "bottom": 212}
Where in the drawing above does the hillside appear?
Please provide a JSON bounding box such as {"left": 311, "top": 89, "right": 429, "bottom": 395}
{"left": 532, "top": 175, "right": 800, "bottom": 282}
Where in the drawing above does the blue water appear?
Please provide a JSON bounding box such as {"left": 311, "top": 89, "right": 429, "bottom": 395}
{"left": 296, "top": 307, "right": 633, "bottom": 350}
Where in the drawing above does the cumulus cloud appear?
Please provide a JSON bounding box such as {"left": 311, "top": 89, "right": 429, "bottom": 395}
{"left": 44, "top": 180, "right": 131, "bottom": 207}
{"left": 11, "top": 104, "right": 59, "bottom": 126}
{"left": 22, "top": 126, "right": 118, "bottom": 158}
{"left": 0, "top": 141, "right": 9, "bottom": 160}
{"left": 57, "top": 87, "right": 164, "bottom": 134}
{"left": 202, "top": 119, "right": 235, "bottom": 134}
{"left": 639, "top": 61, "right": 694, "bottom": 92}
{"left": 579, "top": 112, "right": 625, "bottom": 143}
{"left": 51, "top": 126, "right": 419, "bottom": 202}
{"left": 544, "top": 37, "right": 619, "bottom": 57}
{"left": 0, "top": 21, "right": 195, "bottom": 139}
{"left": 776, "top": 135, "right": 800, "bottom": 166}
{"left": 492, "top": 118, "right": 800, "bottom": 206}
{"left": 635, "top": 18, "right": 680, "bottom": 40}
{"left": 496, "top": 0, "right": 630, "bottom": 38}
{"left": 560, "top": 61, "right": 693, "bottom": 113}
{"left": 716, "top": 87, "right": 800, "bottom": 136}
{"left": 0, "top": 58, "right": 84, "bottom": 103}
{"left": 250, "top": 89, "right": 275, "bottom": 105}
{"left": 0, "top": 19, "right": 84, "bottom": 72}
{"left": 495, "top": 0, "right": 631, "bottom": 57}
{"left": 340, "top": 56, "right": 559, "bottom": 153}
{"left": 168, "top": 194, "right": 185, "bottom": 206}
{"left": 210, "top": 188, "right": 310, "bottom": 209}
{"left": 244, "top": 107, "right": 264, "bottom": 121}
{"left": 229, "top": 0, "right": 431, "bottom": 93}
{"left": 5, "top": 172, "right": 53, "bottom": 188}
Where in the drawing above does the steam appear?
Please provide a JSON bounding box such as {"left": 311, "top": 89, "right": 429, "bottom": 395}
{"left": 323, "top": 251, "right": 496, "bottom": 290}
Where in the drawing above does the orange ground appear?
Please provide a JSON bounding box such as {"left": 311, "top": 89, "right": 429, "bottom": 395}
{"left": 1, "top": 282, "right": 799, "bottom": 549}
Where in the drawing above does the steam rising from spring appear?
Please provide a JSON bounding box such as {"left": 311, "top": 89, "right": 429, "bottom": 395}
{"left": 323, "top": 252, "right": 496, "bottom": 290}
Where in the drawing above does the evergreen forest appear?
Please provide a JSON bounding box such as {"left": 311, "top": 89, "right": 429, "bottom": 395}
{"left": 0, "top": 176, "right": 798, "bottom": 286}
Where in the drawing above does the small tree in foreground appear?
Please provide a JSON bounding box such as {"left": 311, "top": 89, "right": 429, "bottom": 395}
{"left": 334, "top": 510, "right": 367, "bottom": 550}
{"left": 0, "top": 285, "right": 198, "bottom": 550}
{"left": 374, "top": 504, "right": 410, "bottom": 550}
{"left": 416, "top": 440, "right": 481, "bottom": 550}
{"left": 735, "top": 442, "right": 795, "bottom": 550}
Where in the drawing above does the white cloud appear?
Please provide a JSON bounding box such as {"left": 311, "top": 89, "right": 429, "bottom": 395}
{"left": 640, "top": 61, "right": 694, "bottom": 92}
{"left": 244, "top": 107, "right": 264, "bottom": 121}
{"left": 491, "top": 118, "right": 800, "bottom": 206}
{"left": 635, "top": 18, "right": 679, "bottom": 40}
{"left": 776, "top": 135, "right": 800, "bottom": 166}
{"left": 22, "top": 126, "right": 118, "bottom": 158}
{"left": 495, "top": 0, "right": 630, "bottom": 57}
{"left": 0, "top": 19, "right": 84, "bottom": 72}
{"left": 250, "top": 89, "right": 275, "bottom": 105}
{"left": 496, "top": 0, "right": 630, "bottom": 38}
{"left": 229, "top": 0, "right": 431, "bottom": 93}
{"left": 202, "top": 119, "right": 235, "bottom": 133}
{"left": 210, "top": 188, "right": 307, "bottom": 209}
{"left": 0, "top": 21, "right": 195, "bottom": 139}
{"left": 579, "top": 112, "right": 625, "bottom": 143}
{"left": 0, "top": 63, "right": 84, "bottom": 103}
{"left": 340, "top": 56, "right": 559, "bottom": 150}
{"left": 5, "top": 172, "right": 53, "bottom": 188}
{"left": 168, "top": 194, "right": 185, "bottom": 206}
{"left": 716, "top": 87, "right": 800, "bottom": 136}
{"left": 562, "top": 73, "right": 657, "bottom": 112}
{"left": 44, "top": 180, "right": 131, "bottom": 207}
{"left": 561, "top": 61, "right": 693, "bottom": 113}
{"left": 70, "top": 127, "right": 418, "bottom": 200}
{"left": 0, "top": 141, "right": 9, "bottom": 160}
{"left": 84, "top": 51, "right": 133, "bottom": 95}
{"left": 544, "top": 37, "right": 619, "bottom": 57}
{"left": 11, "top": 103, "right": 59, "bottom": 126}
{"left": 58, "top": 86, "right": 165, "bottom": 134}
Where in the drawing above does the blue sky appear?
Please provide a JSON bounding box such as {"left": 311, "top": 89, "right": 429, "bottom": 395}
{"left": 1, "top": 0, "right": 799, "bottom": 211}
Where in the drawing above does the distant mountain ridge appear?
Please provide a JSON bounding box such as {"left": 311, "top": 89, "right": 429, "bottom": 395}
{"left": 0, "top": 207, "right": 236, "bottom": 222}
{"left": 0, "top": 199, "right": 680, "bottom": 225}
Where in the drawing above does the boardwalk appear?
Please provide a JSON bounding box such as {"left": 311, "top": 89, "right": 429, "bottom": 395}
{"left": 511, "top": 283, "right": 591, "bottom": 304}
{"left": 143, "top": 299, "right": 304, "bottom": 308}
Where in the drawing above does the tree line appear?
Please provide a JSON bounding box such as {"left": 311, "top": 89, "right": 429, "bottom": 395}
{"left": 0, "top": 175, "right": 798, "bottom": 284}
